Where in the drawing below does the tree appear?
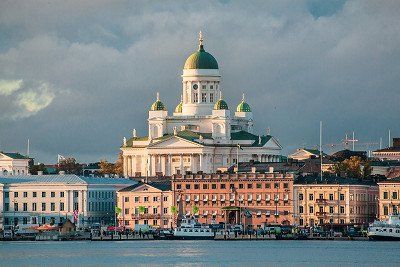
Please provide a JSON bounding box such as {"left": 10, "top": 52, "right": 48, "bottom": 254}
{"left": 114, "top": 152, "right": 124, "bottom": 177}
{"left": 192, "top": 205, "right": 199, "bottom": 215}
{"left": 57, "top": 157, "right": 82, "bottom": 175}
{"left": 29, "top": 163, "right": 49, "bottom": 175}
{"left": 333, "top": 156, "right": 372, "bottom": 179}
{"left": 99, "top": 160, "right": 115, "bottom": 176}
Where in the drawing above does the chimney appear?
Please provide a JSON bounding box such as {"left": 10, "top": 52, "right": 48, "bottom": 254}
{"left": 59, "top": 171, "right": 65, "bottom": 175}
{"left": 268, "top": 167, "right": 274, "bottom": 173}
{"left": 393, "top": 138, "right": 400, "bottom": 148}
{"left": 37, "top": 171, "right": 43, "bottom": 175}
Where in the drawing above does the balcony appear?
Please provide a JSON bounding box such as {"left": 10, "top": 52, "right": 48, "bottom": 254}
{"left": 131, "top": 214, "right": 161, "bottom": 220}
{"left": 316, "top": 212, "right": 326, "bottom": 217}
{"left": 316, "top": 199, "right": 327, "bottom": 204}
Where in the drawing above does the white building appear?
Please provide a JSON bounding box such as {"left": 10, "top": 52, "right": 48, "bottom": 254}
{"left": 0, "top": 174, "right": 136, "bottom": 228}
{"left": 0, "top": 152, "right": 30, "bottom": 175}
{"left": 121, "top": 32, "right": 282, "bottom": 177}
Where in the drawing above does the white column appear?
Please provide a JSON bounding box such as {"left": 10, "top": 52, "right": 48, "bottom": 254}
{"left": 161, "top": 155, "right": 166, "bottom": 176}
{"left": 127, "top": 156, "right": 132, "bottom": 177}
{"left": 151, "top": 155, "right": 156, "bottom": 176}
{"left": 190, "top": 154, "right": 194, "bottom": 173}
{"left": 199, "top": 153, "right": 203, "bottom": 172}
{"left": 123, "top": 156, "right": 128, "bottom": 177}
{"left": 158, "top": 155, "right": 162, "bottom": 173}
{"left": 131, "top": 156, "right": 136, "bottom": 176}
{"left": 180, "top": 154, "right": 184, "bottom": 174}
{"left": 168, "top": 154, "right": 172, "bottom": 176}
{"left": 148, "top": 155, "right": 152, "bottom": 177}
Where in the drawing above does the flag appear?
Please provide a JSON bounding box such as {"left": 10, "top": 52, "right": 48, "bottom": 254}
{"left": 115, "top": 206, "right": 122, "bottom": 214}
{"left": 237, "top": 144, "right": 243, "bottom": 150}
{"left": 57, "top": 154, "right": 66, "bottom": 164}
{"left": 73, "top": 210, "right": 78, "bottom": 223}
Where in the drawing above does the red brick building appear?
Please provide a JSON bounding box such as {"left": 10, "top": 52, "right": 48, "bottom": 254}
{"left": 171, "top": 173, "right": 294, "bottom": 228}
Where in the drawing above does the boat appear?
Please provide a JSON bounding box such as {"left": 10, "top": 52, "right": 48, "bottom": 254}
{"left": 368, "top": 214, "right": 400, "bottom": 241}
{"left": 172, "top": 217, "right": 215, "bottom": 240}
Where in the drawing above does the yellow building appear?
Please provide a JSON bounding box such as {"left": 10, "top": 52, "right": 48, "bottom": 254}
{"left": 378, "top": 178, "right": 400, "bottom": 220}
{"left": 294, "top": 176, "right": 378, "bottom": 227}
{"left": 117, "top": 181, "right": 173, "bottom": 229}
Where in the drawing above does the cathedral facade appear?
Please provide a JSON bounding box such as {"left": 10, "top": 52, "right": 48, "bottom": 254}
{"left": 121, "top": 33, "right": 282, "bottom": 177}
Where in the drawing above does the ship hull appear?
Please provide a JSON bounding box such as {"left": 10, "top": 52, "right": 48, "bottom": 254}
{"left": 368, "top": 234, "right": 400, "bottom": 241}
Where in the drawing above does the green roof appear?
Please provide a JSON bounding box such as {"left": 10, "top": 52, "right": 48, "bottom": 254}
{"left": 150, "top": 100, "right": 166, "bottom": 111}
{"left": 231, "top": 131, "right": 272, "bottom": 147}
{"left": 184, "top": 45, "right": 218, "bottom": 70}
{"left": 303, "top": 148, "right": 322, "bottom": 155}
{"left": 1, "top": 152, "right": 29, "bottom": 159}
{"left": 214, "top": 99, "right": 229, "bottom": 110}
{"left": 236, "top": 101, "right": 251, "bottom": 112}
{"left": 177, "top": 130, "right": 212, "bottom": 142}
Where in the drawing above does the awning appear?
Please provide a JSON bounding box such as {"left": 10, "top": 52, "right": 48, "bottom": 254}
{"left": 221, "top": 206, "right": 241, "bottom": 211}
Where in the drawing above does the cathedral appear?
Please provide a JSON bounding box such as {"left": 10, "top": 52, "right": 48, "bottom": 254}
{"left": 121, "top": 32, "right": 282, "bottom": 177}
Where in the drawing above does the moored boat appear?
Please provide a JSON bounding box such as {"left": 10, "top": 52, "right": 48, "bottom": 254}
{"left": 172, "top": 217, "right": 214, "bottom": 240}
{"left": 368, "top": 214, "right": 400, "bottom": 241}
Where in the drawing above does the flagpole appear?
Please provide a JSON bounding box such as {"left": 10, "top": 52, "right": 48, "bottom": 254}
{"left": 236, "top": 144, "right": 239, "bottom": 173}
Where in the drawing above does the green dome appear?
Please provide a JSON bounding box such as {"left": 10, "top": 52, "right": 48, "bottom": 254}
{"left": 150, "top": 100, "right": 166, "bottom": 111}
{"left": 214, "top": 99, "right": 229, "bottom": 110}
{"left": 184, "top": 44, "right": 218, "bottom": 70}
{"left": 175, "top": 101, "right": 183, "bottom": 113}
{"left": 236, "top": 101, "right": 251, "bottom": 112}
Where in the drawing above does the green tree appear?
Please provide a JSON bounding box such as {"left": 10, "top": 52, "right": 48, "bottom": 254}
{"left": 192, "top": 205, "right": 199, "bottom": 215}
{"left": 57, "top": 157, "right": 82, "bottom": 175}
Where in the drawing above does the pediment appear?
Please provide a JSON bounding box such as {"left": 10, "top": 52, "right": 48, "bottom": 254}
{"left": 149, "top": 136, "right": 202, "bottom": 148}
{"left": 264, "top": 137, "right": 282, "bottom": 149}
{"left": 131, "top": 184, "right": 162, "bottom": 193}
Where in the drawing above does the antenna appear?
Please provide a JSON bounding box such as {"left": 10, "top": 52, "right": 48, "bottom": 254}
{"left": 27, "top": 138, "right": 30, "bottom": 157}
{"left": 352, "top": 131, "right": 355, "bottom": 151}
{"left": 389, "top": 129, "right": 391, "bottom": 147}
{"left": 380, "top": 137, "right": 382, "bottom": 149}
{"left": 320, "top": 121, "right": 323, "bottom": 181}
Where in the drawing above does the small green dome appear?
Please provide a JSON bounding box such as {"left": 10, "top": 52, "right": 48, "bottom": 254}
{"left": 175, "top": 101, "right": 183, "bottom": 113}
{"left": 214, "top": 99, "right": 229, "bottom": 110}
{"left": 236, "top": 101, "right": 251, "bottom": 112}
{"left": 150, "top": 100, "right": 166, "bottom": 111}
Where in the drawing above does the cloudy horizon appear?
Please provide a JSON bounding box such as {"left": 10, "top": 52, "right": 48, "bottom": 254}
{"left": 0, "top": 0, "right": 399, "bottom": 164}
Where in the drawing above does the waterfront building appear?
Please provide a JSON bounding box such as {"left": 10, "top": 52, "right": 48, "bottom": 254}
{"left": 372, "top": 138, "right": 400, "bottom": 161}
{"left": 293, "top": 176, "right": 378, "bottom": 227}
{"left": 0, "top": 174, "right": 135, "bottom": 228}
{"left": 120, "top": 32, "right": 282, "bottom": 177}
{"left": 171, "top": 173, "right": 294, "bottom": 228}
{"left": 377, "top": 178, "right": 400, "bottom": 220}
{"left": 0, "top": 152, "right": 30, "bottom": 175}
{"left": 116, "top": 181, "right": 173, "bottom": 229}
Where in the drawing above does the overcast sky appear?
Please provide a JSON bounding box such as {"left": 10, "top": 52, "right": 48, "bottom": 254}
{"left": 0, "top": 0, "right": 399, "bottom": 163}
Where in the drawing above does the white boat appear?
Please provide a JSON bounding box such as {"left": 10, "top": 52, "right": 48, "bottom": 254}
{"left": 368, "top": 214, "right": 400, "bottom": 241}
{"left": 173, "top": 217, "right": 214, "bottom": 240}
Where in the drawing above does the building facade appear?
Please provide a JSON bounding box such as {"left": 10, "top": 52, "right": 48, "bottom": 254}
{"left": 377, "top": 178, "right": 400, "bottom": 220}
{"left": 0, "top": 152, "right": 30, "bottom": 175}
{"left": 293, "top": 177, "right": 378, "bottom": 227}
{"left": 0, "top": 174, "right": 136, "bottom": 228}
{"left": 171, "top": 173, "right": 294, "bottom": 228}
{"left": 372, "top": 138, "right": 400, "bottom": 161}
{"left": 120, "top": 32, "right": 282, "bottom": 177}
{"left": 116, "top": 182, "right": 173, "bottom": 229}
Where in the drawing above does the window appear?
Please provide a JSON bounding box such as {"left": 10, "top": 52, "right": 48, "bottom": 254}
{"left": 274, "top": 183, "right": 279, "bottom": 189}
{"left": 202, "top": 85, "right": 206, "bottom": 90}
{"left": 42, "top": 203, "right": 46, "bottom": 211}
{"left": 163, "top": 196, "right": 168, "bottom": 201}
{"left": 299, "top": 193, "right": 304, "bottom": 201}
{"left": 309, "top": 194, "right": 314, "bottom": 201}
{"left": 125, "top": 208, "right": 129, "bottom": 215}
{"left": 309, "top": 206, "right": 314, "bottom": 213}
{"left": 153, "top": 220, "right": 158, "bottom": 226}
{"left": 319, "top": 194, "right": 324, "bottom": 200}
{"left": 299, "top": 219, "right": 304, "bottom": 226}
{"left": 339, "top": 194, "right": 345, "bottom": 201}
{"left": 14, "top": 192, "right": 18, "bottom": 198}
{"left": 193, "top": 93, "right": 198, "bottom": 102}
{"left": 134, "top": 196, "right": 139, "bottom": 203}
{"left": 212, "top": 184, "right": 217, "bottom": 189}
{"left": 176, "top": 184, "right": 182, "bottom": 190}
{"left": 51, "top": 192, "right": 55, "bottom": 198}
{"left": 340, "top": 219, "right": 345, "bottom": 224}
{"left": 144, "top": 220, "right": 148, "bottom": 225}
{"left": 239, "top": 184, "right": 244, "bottom": 189}
{"left": 42, "top": 192, "right": 46, "bottom": 198}
{"left": 14, "top": 202, "right": 18, "bottom": 211}
{"left": 60, "top": 192, "right": 65, "bottom": 198}
{"left": 210, "top": 93, "right": 214, "bottom": 102}
{"left": 299, "top": 206, "right": 304, "bottom": 214}
{"left": 383, "top": 192, "right": 388, "bottom": 199}
{"left": 256, "top": 183, "right": 262, "bottom": 189}
{"left": 163, "top": 208, "right": 168, "bottom": 214}
{"left": 220, "top": 184, "right": 226, "bottom": 189}
{"left": 23, "top": 192, "right": 28, "bottom": 198}
{"left": 153, "top": 196, "right": 158, "bottom": 202}
{"left": 329, "top": 194, "right": 334, "bottom": 201}
{"left": 203, "top": 184, "right": 208, "bottom": 190}
{"left": 74, "top": 191, "right": 78, "bottom": 198}
{"left": 33, "top": 192, "right": 37, "bottom": 198}
{"left": 153, "top": 208, "right": 158, "bottom": 214}
{"left": 265, "top": 183, "right": 270, "bottom": 189}
{"left": 194, "top": 184, "right": 200, "bottom": 190}
{"left": 144, "top": 197, "right": 149, "bottom": 202}
{"left": 329, "top": 206, "right": 334, "bottom": 213}
{"left": 340, "top": 206, "right": 345, "bottom": 214}
{"left": 230, "top": 184, "right": 235, "bottom": 189}
{"left": 23, "top": 217, "right": 28, "bottom": 224}
{"left": 60, "top": 202, "right": 64, "bottom": 211}
{"left": 125, "top": 197, "right": 130, "bottom": 202}
{"left": 201, "top": 93, "right": 207, "bottom": 102}
{"left": 5, "top": 203, "right": 9, "bottom": 211}
{"left": 124, "top": 220, "right": 130, "bottom": 226}
{"left": 283, "top": 183, "right": 289, "bottom": 189}
{"left": 51, "top": 203, "right": 55, "bottom": 211}
{"left": 185, "top": 184, "right": 191, "bottom": 190}
{"left": 32, "top": 203, "right": 37, "bottom": 211}
{"left": 393, "top": 192, "right": 398, "bottom": 199}
{"left": 23, "top": 203, "right": 28, "bottom": 211}
{"left": 74, "top": 203, "right": 78, "bottom": 211}
{"left": 4, "top": 192, "right": 9, "bottom": 198}
{"left": 247, "top": 184, "right": 253, "bottom": 189}
{"left": 383, "top": 206, "right": 389, "bottom": 215}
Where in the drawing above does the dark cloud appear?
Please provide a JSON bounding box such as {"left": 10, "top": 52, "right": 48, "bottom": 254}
{"left": 0, "top": 0, "right": 399, "bottom": 163}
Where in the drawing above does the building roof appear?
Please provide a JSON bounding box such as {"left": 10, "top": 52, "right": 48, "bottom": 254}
{"left": 150, "top": 100, "right": 166, "bottom": 111}
{"left": 227, "top": 161, "right": 301, "bottom": 173}
{"left": 214, "top": 99, "right": 228, "bottom": 110}
{"left": 378, "top": 177, "right": 400, "bottom": 183}
{"left": 330, "top": 149, "right": 367, "bottom": 161}
{"left": 119, "top": 181, "right": 171, "bottom": 192}
{"left": 295, "top": 175, "right": 377, "bottom": 186}
{"left": 0, "top": 174, "right": 136, "bottom": 186}
{"left": 231, "top": 131, "right": 272, "bottom": 147}
{"left": 184, "top": 41, "right": 218, "bottom": 70}
{"left": 0, "top": 152, "right": 30, "bottom": 160}
{"left": 373, "top": 147, "right": 400, "bottom": 153}
{"left": 298, "top": 158, "right": 335, "bottom": 174}
{"left": 236, "top": 101, "right": 251, "bottom": 112}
